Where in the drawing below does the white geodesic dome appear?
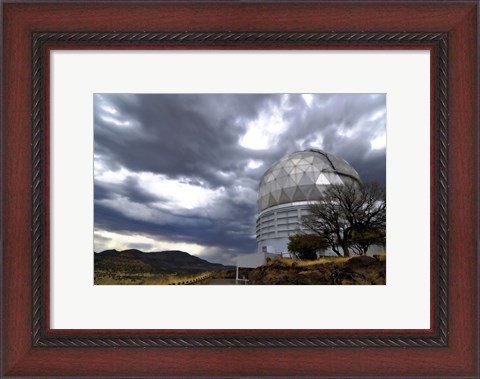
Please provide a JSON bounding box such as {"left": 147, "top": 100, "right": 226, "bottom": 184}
{"left": 257, "top": 149, "right": 362, "bottom": 213}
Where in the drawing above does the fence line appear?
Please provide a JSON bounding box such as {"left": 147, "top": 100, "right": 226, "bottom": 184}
{"left": 167, "top": 273, "right": 213, "bottom": 285}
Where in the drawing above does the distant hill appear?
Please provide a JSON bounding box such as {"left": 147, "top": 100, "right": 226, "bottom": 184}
{"left": 94, "top": 249, "right": 234, "bottom": 275}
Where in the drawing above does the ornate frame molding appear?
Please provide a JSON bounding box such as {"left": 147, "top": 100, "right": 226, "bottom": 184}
{"left": 31, "top": 31, "right": 448, "bottom": 348}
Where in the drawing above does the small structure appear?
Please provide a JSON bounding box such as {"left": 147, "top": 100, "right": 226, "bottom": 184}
{"left": 235, "top": 252, "right": 281, "bottom": 284}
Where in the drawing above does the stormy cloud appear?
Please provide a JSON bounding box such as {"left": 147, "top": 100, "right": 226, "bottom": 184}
{"left": 94, "top": 94, "right": 386, "bottom": 264}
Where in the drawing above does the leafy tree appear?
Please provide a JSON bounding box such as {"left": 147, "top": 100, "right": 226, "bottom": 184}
{"left": 349, "top": 228, "right": 386, "bottom": 255}
{"left": 287, "top": 234, "right": 329, "bottom": 260}
{"left": 302, "top": 182, "right": 386, "bottom": 257}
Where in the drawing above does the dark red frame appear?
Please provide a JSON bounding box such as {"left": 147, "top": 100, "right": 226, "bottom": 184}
{"left": 2, "top": 2, "right": 478, "bottom": 377}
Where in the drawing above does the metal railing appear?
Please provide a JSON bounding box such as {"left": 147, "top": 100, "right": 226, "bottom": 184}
{"left": 167, "top": 273, "right": 213, "bottom": 285}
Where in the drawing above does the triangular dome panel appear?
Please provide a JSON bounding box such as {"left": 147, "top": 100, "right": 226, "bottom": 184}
{"left": 292, "top": 187, "right": 305, "bottom": 202}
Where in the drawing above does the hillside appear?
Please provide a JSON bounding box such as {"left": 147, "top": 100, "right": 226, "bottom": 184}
{"left": 249, "top": 255, "right": 386, "bottom": 285}
{"left": 94, "top": 249, "right": 234, "bottom": 285}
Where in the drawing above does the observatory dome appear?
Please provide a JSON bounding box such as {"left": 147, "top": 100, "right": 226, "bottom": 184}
{"left": 258, "top": 149, "right": 361, "bottom": 213}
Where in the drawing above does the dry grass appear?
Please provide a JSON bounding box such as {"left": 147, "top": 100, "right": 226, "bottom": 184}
{"left": 296, "top": 256, "right": 353, "bottom": 267}
{"left": 252, "top": 253, "right": 387, "bottom": 285}
{"left": 94, "top": 270, "right": 212, "bottom": 285}
{"left": 268, "top": 254, "right": 386, "bottom": 268}
{"left": 265, "top": 256, "right": 353, "bottom": 268}
{"left": 373, "top": 252, "right": 386, "bottom": 262}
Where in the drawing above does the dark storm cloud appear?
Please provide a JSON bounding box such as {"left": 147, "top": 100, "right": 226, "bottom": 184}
{"left": 95, "top": 177, "right": 165, "bottom": 204}
{"left": 94, "top": 94, "right": 272, "bottom": 188}
{"left": 94, "top": 94, "right": 386, "bottom": 264}
{"left": 94, "top": 198, "right": 257, "bottom": 264}
{"left": 273, "top": 94, "right": 386, "bottom": 185}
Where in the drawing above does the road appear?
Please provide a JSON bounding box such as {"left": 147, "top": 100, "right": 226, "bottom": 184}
{"left": 206, "top": 279, "right": 237, "bottom": 285}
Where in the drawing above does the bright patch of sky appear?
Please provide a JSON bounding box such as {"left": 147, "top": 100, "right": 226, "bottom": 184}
{"left": 371, "top": 132, "right": 387, "bottom": 150}
{"left": 297, "top": 133, "right": 324, "bottom": 150}
{"left": 95, "top": 166, "right": 131, "bottom": 184}
{"left": 247, "top": 159, "right": 263, "bottom": 169}
{"left": 239, "top": 95, "right": 291, "bottom": 150}
{"left": 302, "top": 94, "right": 314, "bottom": 107}
{"left": 95, "top": 94, "right": 117, "bottom": 115}
{"left": 368, "top": 109, "right": 386, "bottom": 122}
{"left": 99, "top": 116, "right": 136, "bottom": 129}
{"left": 337, "top": 125, "right": 355, "bottom": 138}
{"left": 96, "top": 168, "right": 224, "bottom": 211}
{"left": 140, "top": 172, "right": 224, "bottom": 210}
{"left": 96, "top": 94, "right": 138, "bottom": 128}
{"left": 94, "top": 229, "right": 206, "bottom": 255}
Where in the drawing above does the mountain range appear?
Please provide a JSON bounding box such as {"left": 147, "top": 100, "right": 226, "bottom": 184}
{"left": 94, "top": 249, "right": 234, "bottom": 275}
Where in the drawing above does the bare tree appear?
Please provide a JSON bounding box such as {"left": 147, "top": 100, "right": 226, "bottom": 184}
{"left": 302, "top": 182, "right": 386, "bottom": 256}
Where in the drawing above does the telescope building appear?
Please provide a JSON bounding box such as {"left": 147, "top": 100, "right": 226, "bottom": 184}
{"left": 256, "top": 149, "right": 362, "bottom": 254}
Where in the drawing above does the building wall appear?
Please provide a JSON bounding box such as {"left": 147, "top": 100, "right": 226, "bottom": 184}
{"left": 256, "top": 201, "right": 312, "bottom": 254}
{"left": 237, "top": 252, "right": 282, "bottom": 269}
{"left": 256, "top": 201, "right": 385, "bottom": 256}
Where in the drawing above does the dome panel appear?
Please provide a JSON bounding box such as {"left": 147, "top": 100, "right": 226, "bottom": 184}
{"left": 316, "top": 174, "right": 330, "bottom": 185}
{"left": 323, "top": 172, "right": 343, "bottom": 185}
{"left": 284, "top": 186, "right": 296, "bottom": 200}
{"left": 299, "top": 184, "right": 313, "bottom": 197}
{"left": 267, "top": 195, "right": 277, "bottom": 208}
{"left": 265, "top": 173, "right": 275, "bottom": 182}
{"left": 291, "top": 172, "right": 303, "bottom": 183}
{"left": 271, "top": 189, "right": 282, "bottom": 202}
{"left": 299, "top": 173, "right": 312, "bottom": 186}
{"left": 279, "top": 189, "right": 290, "bottom": 203}
{"left": 292, "top": 187, "right": 305, "bottom": 202}
{"left": 298, "top": 162, "right": 310, "bottom": 171}
{"left": 309, "top": 186, "right": 323, "bottom": 199}
{"left": 306, "top": 170, "right": 318, "bottom": 182}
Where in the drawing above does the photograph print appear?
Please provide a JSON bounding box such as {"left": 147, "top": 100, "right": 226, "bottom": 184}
{"left": 94, "top": 94, "right": 386, "bottom": 285}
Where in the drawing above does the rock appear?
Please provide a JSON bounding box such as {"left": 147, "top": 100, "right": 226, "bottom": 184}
{"left": 250, "top": 256, "right": 386, "bottom": 285}
{"left": 344, "top": 256, "right": 376, "bottom": 270}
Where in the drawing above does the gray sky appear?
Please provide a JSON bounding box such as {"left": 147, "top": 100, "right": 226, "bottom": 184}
{"left": 94, "top": 94, "right": 386, "bottom": 264}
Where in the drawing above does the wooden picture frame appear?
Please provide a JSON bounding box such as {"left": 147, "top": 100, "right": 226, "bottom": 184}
{"left": 2, "top": 1, "right": 478, "bottom": 377}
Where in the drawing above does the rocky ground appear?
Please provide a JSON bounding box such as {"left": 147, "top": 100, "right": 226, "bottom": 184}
{"left": 249, "top": 255, "right": 386, "bottom": 285}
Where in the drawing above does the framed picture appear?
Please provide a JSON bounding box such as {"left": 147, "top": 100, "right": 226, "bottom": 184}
{"left": 2, "top": 1, "right": 478, "bottom": 377}
{"left": 92, "top": 93, "right": 388, "bottom": 287}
